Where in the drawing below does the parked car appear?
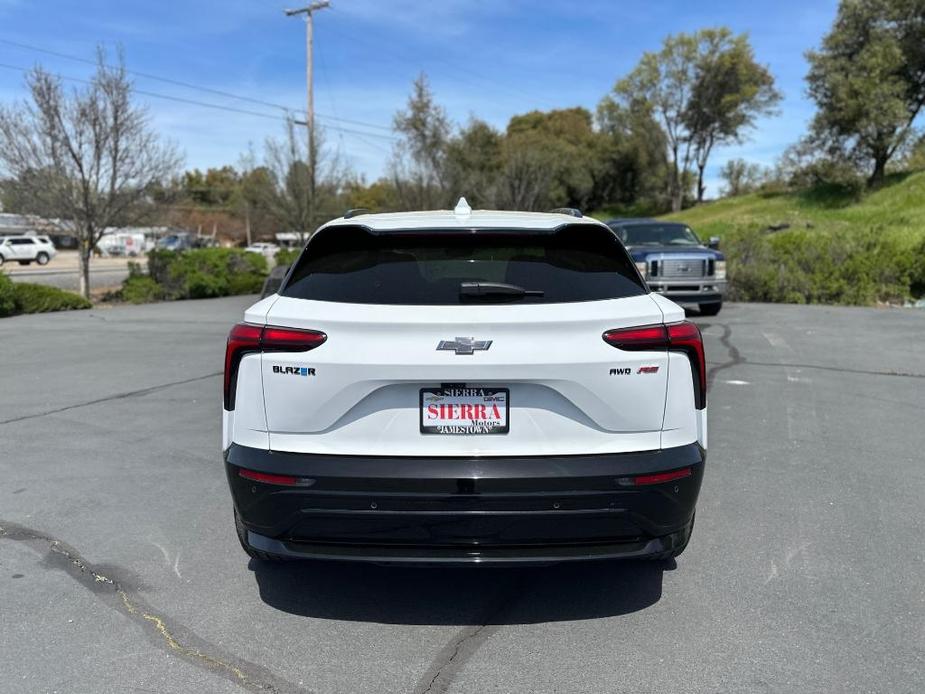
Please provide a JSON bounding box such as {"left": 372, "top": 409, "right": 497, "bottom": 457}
{"left": 0, "top": 235, "right": 57, "bottom": 266}
{"left": 155, "top": 232, "right": 197, "bottom": 252}
{"left": 245, "top": 242, "right": 280, "bottom": 262}
{"left": 224, "top": 201, "right": 707, "bottom": 565}
{"left": 606, "top": 218, "right": 726, "bottom": 315}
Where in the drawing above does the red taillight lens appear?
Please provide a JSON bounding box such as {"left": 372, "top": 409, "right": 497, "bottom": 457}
{"left": 633, "top": 467, "right": 692, "bottom": 486}
{"left": 603, "top": 324, "right": 669, "bottom": 350}
{"left": 238, "top": 468, "right": 300, "bottom": 486}
{"left": 261, "top": 326, "right": 328, "bottom": 352}
{"left": 666, "top": 321, "right": 706, "bottom": 410}
{"left": 224, "top": 323, "right": 262, "bottom": 410}
{"left": 223, "top": 323, "right": 327, "bottom": 410}
{"left": 603, "top": 320, "right": 706, "bottom": 409}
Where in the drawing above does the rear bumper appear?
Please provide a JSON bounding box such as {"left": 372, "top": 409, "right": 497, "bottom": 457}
{"left": 225, "top": 442, "right": 705, "bottom": 565}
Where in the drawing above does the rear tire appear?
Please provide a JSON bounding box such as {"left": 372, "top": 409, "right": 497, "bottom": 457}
{"left": 234, "top": 508, "right": 287, "bottom": 562}
{"left": 699, "top": 301, "right": 722, "bottom": 316}
{"left": 36, "top": 252, "right": 50, "bottom": 265}
{"left": 0, "top": 255, "right": 4, "bottom": 267}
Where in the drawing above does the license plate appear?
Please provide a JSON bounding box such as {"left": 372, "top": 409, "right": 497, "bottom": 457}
{"left": 420, "top": 387, "right": 509, "bottom": 435}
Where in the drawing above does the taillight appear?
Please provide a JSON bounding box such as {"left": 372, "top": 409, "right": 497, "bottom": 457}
{"left": 666, "top": 321, "right": 706, "bottom": 410}
{"left": 224, "top": 323, "right": 262, "bottom": 410}
{"left": 603, "top": 321, "right": 706, "bottom": 409}
{"left": 223, "top": 323, "right": 327, "bottom": 410}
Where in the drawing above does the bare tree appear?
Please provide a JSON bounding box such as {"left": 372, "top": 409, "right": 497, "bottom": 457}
{"left": 0, "top": 50, "right": 181, "bottom": 298}
{"left": 262, "top": 118, "right": 343, "bottom": 245}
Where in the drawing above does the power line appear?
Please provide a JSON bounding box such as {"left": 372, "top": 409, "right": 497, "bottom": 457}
{"left": 0, "top": 61, "right": 399, "bottom": 142}
{"left": 0, "top": 36, "right": 395, "bottom": 133}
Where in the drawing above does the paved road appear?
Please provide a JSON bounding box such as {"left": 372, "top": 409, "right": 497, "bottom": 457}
{"left": 1, "top": 298, "right": 923, "bottom": 694}
{"left": 4, "top": 251, "right": 131, "bottom": 291}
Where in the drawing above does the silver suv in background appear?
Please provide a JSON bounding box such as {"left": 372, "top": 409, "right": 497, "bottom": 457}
{"left": 0, "top": 235, "right": 57, "bottom": 267}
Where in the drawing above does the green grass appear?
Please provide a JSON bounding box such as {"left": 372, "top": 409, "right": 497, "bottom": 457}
{"left": 592, "top": 171, "right": 925, "bottom": 305}
{"left": 661, "top": 171, "right": 925, "bottom": 247}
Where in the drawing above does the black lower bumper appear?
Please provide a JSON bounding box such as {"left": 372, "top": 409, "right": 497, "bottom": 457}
{"left": 225, "top": 443, "right": 705, "bottom": 565}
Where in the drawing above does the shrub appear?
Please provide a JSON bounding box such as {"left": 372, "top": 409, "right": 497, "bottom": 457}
{"left": 120, "top": 247, "right": 269, "bottom": 304}
{"left": 12, "top": 283, "right": 92, "bottom": 314}
{"left": 275, "top": 248, "right": 300, "bottom": 267}
{"left": 0, "top": 272, "right": 17, "bottom": 317}
{"left": 725, "top": 227, "right": 913, "bottom": 305}
{"left": 911, "top": 237, "right": 925, "bottom": 298}
{"left": 121, "top": 275, "right": 163, "bottom": 304}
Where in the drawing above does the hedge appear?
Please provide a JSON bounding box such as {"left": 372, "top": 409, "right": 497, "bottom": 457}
{"left": 122, "top": 248, "right": 269, "bottom": 303}
{"left": 724, "top": 227, "right": 922, "bottom": 305}
{"left": 0, "top": 273, "right": 92, "bottom": 317}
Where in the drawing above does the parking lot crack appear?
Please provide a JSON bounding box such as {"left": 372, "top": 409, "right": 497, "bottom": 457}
{"left": 413, "top": 577, "right": 526, "bottom": 694}
{"left": 0, "top": 372, "right": 222, "bottom": 426}
{"left": 706, "top": 322, "right": 744, "bottom": 389}
{"left": 719, "top": 360, "right": 925, "bottom": 380}
{"left": 0, "top": 519, "right": 307, "bottom": 693}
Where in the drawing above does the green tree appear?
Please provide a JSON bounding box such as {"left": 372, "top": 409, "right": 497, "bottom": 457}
{"left": 445, "top": 118, "right": 503, "bottom": 208}
{"left": 596, "top": 99, "right": 670, "bottom": 210}
{"left": 181, "top": 166, "right": 240, "bottom": 206}
{"left": 719, "top": 158, "right": 767, "bottom": 197}
{"left": 503, "top": 107, "right": 602, "bottom": 211}
{"left": 685, "top": 30, "right": 781, "bottom": 201}
{"left": 806, "top": 0, "right": 925, "bottom": 186}
{"left": 390, "top": 73, "right": 451, "bottom": 209}
{"left": 607, "top": 27, "right": 780, "bottom": 210}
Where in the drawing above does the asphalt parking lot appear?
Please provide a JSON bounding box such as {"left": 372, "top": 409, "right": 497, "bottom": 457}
{"left": 1, "top": 297, "right": 923, "bottom": 694}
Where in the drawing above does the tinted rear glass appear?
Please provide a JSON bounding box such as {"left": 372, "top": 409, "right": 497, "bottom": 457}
{"left": 282, "top": 225, "right": 646, "bottom": 305}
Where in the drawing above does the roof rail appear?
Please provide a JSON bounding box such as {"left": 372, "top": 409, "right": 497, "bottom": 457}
{"left": 549, "top": 207, "right": 583, "bottom": 218}
{"left": 343, "top": 208, "right": 371, "bottom": 219}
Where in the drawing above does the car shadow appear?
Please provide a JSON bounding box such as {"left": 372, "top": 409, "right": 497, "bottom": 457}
{"left": 250, "top": 558, "right": 672, "bottom": 625}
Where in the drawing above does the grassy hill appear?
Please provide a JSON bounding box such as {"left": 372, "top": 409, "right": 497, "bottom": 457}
{"left": 656, "top": 171, "right": 925, "bottom": 305}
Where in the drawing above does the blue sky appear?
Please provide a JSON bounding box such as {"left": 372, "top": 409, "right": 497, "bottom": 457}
{"left": 0, "top": 0, "right": 839, "bottom": 199}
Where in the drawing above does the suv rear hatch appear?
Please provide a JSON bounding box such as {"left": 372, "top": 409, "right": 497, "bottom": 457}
{"left": 259, "top": 223, "right": 673, "bottom": 456}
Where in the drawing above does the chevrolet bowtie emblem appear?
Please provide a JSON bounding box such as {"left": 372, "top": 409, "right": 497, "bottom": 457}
{"left": 437, "top": 337, "right": 493, "bottom": 355}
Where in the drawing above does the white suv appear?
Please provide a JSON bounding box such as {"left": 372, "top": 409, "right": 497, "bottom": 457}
{"left": 223, "top": 202, "right": 707, "bottom": 565}
{"left": 0, "top": 235, "right": 57, "bottom": 266}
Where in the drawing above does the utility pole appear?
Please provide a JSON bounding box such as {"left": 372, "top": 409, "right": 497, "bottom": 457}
{"left": 285, "top": 1, "right": 330, "bottom": 236}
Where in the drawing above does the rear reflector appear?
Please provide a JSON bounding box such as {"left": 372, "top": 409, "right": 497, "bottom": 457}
{"left": 224, "top": 323, "right": 327, "bottom": 410}
{"left": 238, "top": 468, "right": 300, "bottom": 486}
{"left": 603, "top": 321, "right": 706, "bottom": 409}
{"left": 633, "top": 467, "right": 692, "bottom": 486}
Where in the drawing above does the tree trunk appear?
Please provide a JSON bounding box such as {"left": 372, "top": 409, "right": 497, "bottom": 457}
{"left": 868, "top": 155, "right": 888, "bottom": 187}
{"left": 78, "top": 245, "right": 91, "bottom": 300}
{"left": 245, "top": 204, "right": 252, "bottom": 246}
{"left": 697, "top": 164, "right": 706, "bottom": 203}
{"left": 670, "top": 146, "right": 682, "bottom": 213}
{"left": 670, "top": 181, "right": 683, "bottom": 212}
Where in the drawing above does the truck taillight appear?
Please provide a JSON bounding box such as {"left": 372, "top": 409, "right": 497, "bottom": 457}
{"left": 603, "top": 321, "right": 706, "bottom": 409}
{"left": 224, "top": 323, "right": 327, "bottom": 410}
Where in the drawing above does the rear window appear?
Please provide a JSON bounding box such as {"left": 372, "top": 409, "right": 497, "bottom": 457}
{"left": 281, "top": 225, "right": 646, "bottom": 305}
